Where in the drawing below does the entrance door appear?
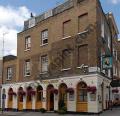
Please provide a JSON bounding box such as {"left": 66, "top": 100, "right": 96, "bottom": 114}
{"left": 8, "top": 88, "right": 13, "bottom": 109}
{"left": 77, "top": 82, "right": 88, "bottom": 112}
{"left": 36, "top": 86, "right": 43, "bottom": 109}
{"left": 59, "top": 83, "right": 67, "bottom": 110}
{"left": 18, "top": 94, "right": 23, "bottom": 111}
{"left": 26, "top": 86, "right": 32, "bottom": 110}
{"left": 47, "top": 85, "right": 54, "bottom": 111}
{"left": 18, "top": 87, "right": 24, "bottom": 111}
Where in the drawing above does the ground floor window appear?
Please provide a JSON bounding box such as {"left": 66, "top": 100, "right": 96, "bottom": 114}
{"left": 77, "top": 82, "right": 87, "bottom": 102}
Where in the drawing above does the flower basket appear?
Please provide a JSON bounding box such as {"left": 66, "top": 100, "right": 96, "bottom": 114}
{"left": 8, "top": 91, "right": 17, "bottom": 96}
{"left": 18, "top": 91, "right": 26, "bottom": 96}
{"left": 112, "top": 89, "right": 119, "bottom": 93}
{"left": 53, "top": 89, "right": 58, "bottom": 95}
{"left": 27, "top": 90, "right": 36, "bottom": 96}
{"left": 13, "top": 92, "right": 17, "bottom": 96}
{"left": 87, "top": 86, "right": 97, "bottom": 94}
{"left": 66, "top": 88, "right": 74, "bottom": 94}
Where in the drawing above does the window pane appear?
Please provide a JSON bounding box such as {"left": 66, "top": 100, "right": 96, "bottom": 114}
{"left": 25, "top": 60, "right": 30, "bottom": 76}
{"left": 41, "top": 30, "right": 48, "bottom": 44}
{"left": 41, "top": 55, "right": 48, "bottom": 72}
{"left": 25, "top": 36, "right": 31, "bottom": 49}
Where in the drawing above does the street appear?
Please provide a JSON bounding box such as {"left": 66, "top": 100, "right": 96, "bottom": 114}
{"left": 0, "top": 108, "right": 120, "bottom": 116}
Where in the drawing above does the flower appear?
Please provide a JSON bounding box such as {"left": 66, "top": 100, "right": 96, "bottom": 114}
{"left": 8, "top": 91, "right": 16, "bottom": 96}
{"left": 53, "top": 89, "right": 58, "bottom": 94}
{"left": 87, "top": 86, "right": 97, "bottom": 94}
{"left": 50, "top": 89, "right": 58, "bottom": 94}
{"left": 112, "top": 89, "right": 119, "bottom": 93}
{"left": 27, "top": 90, "right": 36, "bottom": 96}
{"left": 66, "top": 88, "right": 74, "bottom": 94}
{"left": 18, "top": 91, "right": 26, "bottom": 96}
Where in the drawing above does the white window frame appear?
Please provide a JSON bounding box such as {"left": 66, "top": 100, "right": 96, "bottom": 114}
{"left": 24, "top": 60, "right": 31, "bottom": 77}
{"left": 25, "top": 36, "right": 31, "bottom": 50}
{"left": 41, "top": 30, "right": 48, "bottom": 45}
{"left": 7, "top": 67, "right": 13, "bottom": 80}
{"left": 41, "top": 55, "right": 48, "bottom": 73}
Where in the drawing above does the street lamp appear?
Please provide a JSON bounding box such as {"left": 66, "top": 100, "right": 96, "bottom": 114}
{"left": 0, "top": 32, "right": 8, "bottom": 114}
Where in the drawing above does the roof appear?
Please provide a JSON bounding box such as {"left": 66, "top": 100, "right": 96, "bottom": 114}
{"left": 3, "top": 55, "right": 17, "bottom": 62}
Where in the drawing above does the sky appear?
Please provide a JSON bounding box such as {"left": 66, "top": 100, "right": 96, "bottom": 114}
{"left": 0, "top": 0, "right": 120, "bottom": 57}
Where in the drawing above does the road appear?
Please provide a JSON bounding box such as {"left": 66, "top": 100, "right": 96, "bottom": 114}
{"left": 0, "top": 108, "right": 120, "bottom": 116}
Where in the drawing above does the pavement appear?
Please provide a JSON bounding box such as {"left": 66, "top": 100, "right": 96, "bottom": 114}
{"left": 0, "top": 108, "right": 120, "bottom": 116}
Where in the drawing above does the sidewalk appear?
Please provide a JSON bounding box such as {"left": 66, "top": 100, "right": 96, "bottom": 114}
{"left": 0, "top": 111, "right": 25, "bottom": 116}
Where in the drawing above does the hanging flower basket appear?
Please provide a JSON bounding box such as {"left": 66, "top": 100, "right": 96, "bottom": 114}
{"left": 112, "top": 89, "right": 119, "bottom": 93}
{"left": 18, "top": 91, "right": 26, "bottom": 96}
{"left": 87, "top": 86, "right": 97, "bottom": 94}
{"left": 8, "top": 91, "right": 17, "bottom": 96}
{"left": 27, "top": 90, "right": 36, "bottom": 96}
{"left": 66, "top": 88, "right": 74, "bottom": 94}
{"left": 53, "top": 89, "right": 58, "bottom": 95}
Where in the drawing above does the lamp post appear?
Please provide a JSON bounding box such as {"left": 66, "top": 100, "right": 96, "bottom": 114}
{"left": 0, "top": 32, "right": 8, "bottom": 114}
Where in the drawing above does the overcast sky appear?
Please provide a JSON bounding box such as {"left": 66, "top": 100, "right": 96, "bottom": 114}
{"left": 0, "top": 0, "right": 120, "bottom": 57}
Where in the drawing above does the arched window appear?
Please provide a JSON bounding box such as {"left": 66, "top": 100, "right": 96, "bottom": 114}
{"left": 36, "top": 86, "right": 43, "bottom": 101}
{"left": 77, "top": 82, "right": 87, "bottom": 102}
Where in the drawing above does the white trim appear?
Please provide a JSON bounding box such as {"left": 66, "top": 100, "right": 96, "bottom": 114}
{"left": 61, "top": 68, "right": 71, "bottom": 71}
{"left": 24, "top": 49, "right": 31, "bottom": 52}
{"left": 40, "top": 43, "right": 48, "bottom": 47}
{"left": 77, "top": 30, "right": 88, "bottom": 35}
{"left": 39, "top": 72, "right": 48, "bottom": 75}
{"left": 62, "top": 36, "right": 71, "bottom": 40}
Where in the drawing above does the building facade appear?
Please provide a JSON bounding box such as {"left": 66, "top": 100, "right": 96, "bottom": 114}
{"left": 1, "top": 0, "right": 120, "bottom": 114}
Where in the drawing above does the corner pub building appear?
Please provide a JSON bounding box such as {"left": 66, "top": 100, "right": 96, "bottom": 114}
{"left": 1, "top": 0, "right": 120, "bottom": 114}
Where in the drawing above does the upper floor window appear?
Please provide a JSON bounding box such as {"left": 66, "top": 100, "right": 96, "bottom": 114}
{"left": 78, "top": 13, "right": 88, "bottom": 33}
{"left": 7, "top": 67, "right": 13, "bottom": 80}
{"left": 41, "top": 55, "right": 48, "bottom": 73}
{"left": 78, "top": 45, "right": 88, "bottom": 67}
{"left": 24, "top": 59, "right": 31, "bottom": 76}
{"left": 63, "top": 20, "right": 71, "bottom": 37}
{"left": 25, "top": 36, "right": 31, "bottom": 50}
{"left": 41, "top": 29, "right": 48, "bottom": 45}
{"left": 62, "top": 49, "right": 72, "bottom": 69}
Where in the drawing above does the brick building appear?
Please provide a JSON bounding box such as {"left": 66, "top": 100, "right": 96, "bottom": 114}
{"left": 1, "top": 0, "right": 120, "bottom": 114}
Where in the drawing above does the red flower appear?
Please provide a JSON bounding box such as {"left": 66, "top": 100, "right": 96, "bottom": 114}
{"left": 87, "top": 86, "right": 97, "bottom": 94}
{"left": 8, "top": 91, "right": 16, "bottom": 96}
{"left": 112, "top": 89, "right": 119, "bottom": 93}
{"left": 66, "top": 88, "right": 74, "bottom": 94}
{"left": 27, "top": 90, "right": 36, "bottom": 96}
{"left": 18, "top": 91, "right": 26, "bottom": 96}
{"left": 53, "top": 89, "right": 58, "bottom": 94}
